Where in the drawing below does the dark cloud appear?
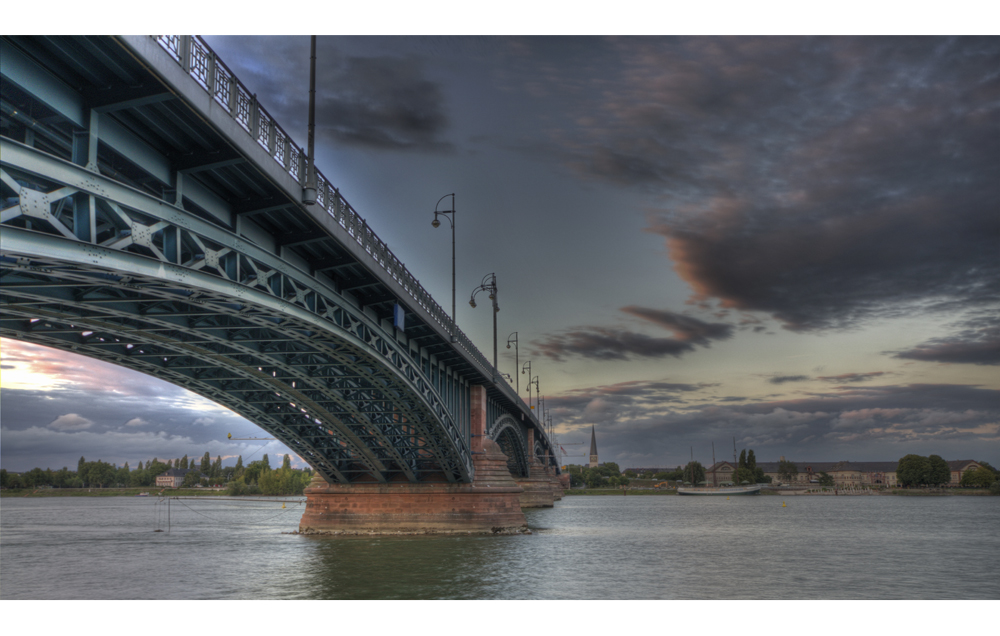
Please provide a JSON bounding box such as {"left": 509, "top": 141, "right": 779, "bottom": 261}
{"left": 535, "top": 307, "right": 732, "bottom": 361}
{"left": 620, "top": 306, "right": 733, "bottom": 343}
{"left": 769, "top": 375, "right": 810, "bottom": 385}
{"left": 555, "top": 382, "right": 1000, "bottom": 467}
{"left": 547, "top": 380, "right": 711, "bottom": 427}
{"left": 817, "top": 372, "right": 888, "bottom": 383}
{"left": 534, "top": 328, "right": 700, "bottom": 361}
{"left": 204, "top": 37, "right": 451, "bottom": 151}
{"left": 520, "top": 37, "right": 1000, "bottom": 331}
{"left": 893, "top": 318, "right": 1000, "bottom": 366}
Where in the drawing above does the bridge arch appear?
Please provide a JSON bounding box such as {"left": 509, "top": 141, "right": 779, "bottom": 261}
{"left": 488, "top": 414, "right": 528, "bottom": 478}
{"left": 0, "top": 144, "right": 473, "bottom": 484}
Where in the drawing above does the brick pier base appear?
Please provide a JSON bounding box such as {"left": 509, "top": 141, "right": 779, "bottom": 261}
{"left": 516, "top": 460, "right": 556, "bottom": 508}
{"left": 298, "top": 438, "right": 528, "bottom": 535}
{"left": 298, "top": 385, "right": 528, "bottom": 535}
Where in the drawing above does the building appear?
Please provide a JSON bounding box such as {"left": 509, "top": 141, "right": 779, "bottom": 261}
{"left": 588, "top": 426, "right": 599, "bottom": 468}
{"left": 705, "top": 461, "right": 737, "bottom": 485}
{"left": 155, "top": 468, "right": 195, "bottom": 488}
{"left": 948, "top": 460, "right": 985, "bottom": 485}
{"left": 704, "top": 459, "right": 988, "bottom": 488}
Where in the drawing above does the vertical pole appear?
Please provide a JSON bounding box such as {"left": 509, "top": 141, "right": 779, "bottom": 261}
{"left": 167, "top": 496, "right": 171, "bottom": 534}
{"left": 514, "top": 336, "right": 519, "bottom": 395}
{"left": 451, "top": 194, "right": 456, "bottom": 330}
{"left": 712, "top": 441, "right": 717, "bottom": 487}
{"left": 303, "top": 35, "right": 317, "bottom": 204}
{"left": 492, "top": 281, "right": 498, "bottom": 372}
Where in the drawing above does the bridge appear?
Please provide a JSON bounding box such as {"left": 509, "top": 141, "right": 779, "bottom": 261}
{"left": 0, "top": 35, "right": 564, "bottom": 533}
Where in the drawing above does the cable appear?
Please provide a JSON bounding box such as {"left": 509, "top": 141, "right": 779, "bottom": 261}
{"left": 172, "top": 497, "right": 299, "bottom": 526}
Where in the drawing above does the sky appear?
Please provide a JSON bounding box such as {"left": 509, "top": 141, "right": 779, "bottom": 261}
{"left": 2, "top": 28, "right": 998, "bottom": 473}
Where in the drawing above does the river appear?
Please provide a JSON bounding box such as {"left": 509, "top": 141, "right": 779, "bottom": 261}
{"left": 1, "top": 493, "right": 998, "bottom": 599}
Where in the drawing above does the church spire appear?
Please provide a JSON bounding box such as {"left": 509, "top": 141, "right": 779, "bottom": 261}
{"left": 588, "top": 425, "right": 599, "bottom": 468}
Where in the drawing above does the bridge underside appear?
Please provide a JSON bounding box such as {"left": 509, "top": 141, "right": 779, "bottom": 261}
{"left": 1, "top": 230, "right": 472, "bottom": 485}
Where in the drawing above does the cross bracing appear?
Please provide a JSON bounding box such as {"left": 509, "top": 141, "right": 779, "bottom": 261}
{"left": 1, "top": 34, "right": 559, "bottom": 483}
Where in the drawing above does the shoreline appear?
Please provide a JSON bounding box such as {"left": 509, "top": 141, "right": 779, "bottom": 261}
{"left": 3, "top": 487, "right": 994, "bottom": 499}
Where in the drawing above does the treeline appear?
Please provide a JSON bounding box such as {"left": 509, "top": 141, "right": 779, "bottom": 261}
{"left": 565, "top": 463, "right": 630, "bottom": 488}
{"left": 0, "top": 451, "right": 313, "bottom": 495}
{"left": 225, "top": 454, "right": 313, "bottom": 496}
{"left": 897, "top": 454, "right": 999, "bottom": 490}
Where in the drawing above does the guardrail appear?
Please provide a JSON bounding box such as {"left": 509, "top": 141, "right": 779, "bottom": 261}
{"left": 150, "top": 36, "right": 549, "bottom": 445}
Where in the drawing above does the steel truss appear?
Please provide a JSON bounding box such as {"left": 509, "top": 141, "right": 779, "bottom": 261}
{"left": 1, "top": 139, "right": 475, "bottom": 483}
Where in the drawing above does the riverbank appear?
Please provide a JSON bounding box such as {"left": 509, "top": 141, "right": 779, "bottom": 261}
{"left": 0, "top": 487, "right": 226, "bottom": 498}
{"left": 563, "top": 488, "right": 677, "bottom": 496}
{"left": 561, "top": 487, "right": 994, "bottom": 497}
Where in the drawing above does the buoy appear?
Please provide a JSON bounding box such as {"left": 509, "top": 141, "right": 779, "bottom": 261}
{"left": 282, "top": 502, "right": 286, "bottom": 509}
{"left": 782, "top": 501, "right": 787, "bottom": 507}
{"left": 727, "top": 496, "right": 730, "bottom": 500}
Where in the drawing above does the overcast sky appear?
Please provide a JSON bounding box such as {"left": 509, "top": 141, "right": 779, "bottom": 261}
{"left": 2, "top": 31, "right": 998, "bottom": 472}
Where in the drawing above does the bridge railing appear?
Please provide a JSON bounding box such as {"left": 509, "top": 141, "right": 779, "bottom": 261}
{"left": 151, "top": 36, "right": 549, "bottom": 444}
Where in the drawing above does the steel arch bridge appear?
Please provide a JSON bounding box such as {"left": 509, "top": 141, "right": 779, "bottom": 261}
{"left": 0, "top": 35, "right": 557, "bottom": 485}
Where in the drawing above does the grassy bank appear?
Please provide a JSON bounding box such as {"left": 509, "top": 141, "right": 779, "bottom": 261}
{"left": 563, "top": 488, "right": 677, "bottom": 496}
{"left": 1, "top": 487, "right": 227, "bottom": 498}
{"left": 885, "top": 488, "right": 992, "bottom": 496}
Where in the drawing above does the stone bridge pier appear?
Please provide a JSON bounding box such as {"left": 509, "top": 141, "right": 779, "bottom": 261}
{"left": 299, "top": 386, "right": 531, "bottom": 534}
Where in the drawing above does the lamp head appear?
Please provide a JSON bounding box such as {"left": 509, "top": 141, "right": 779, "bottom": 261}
{"left": 431, "top": 217, "right": 441, "bottom": 229}
{"left": 506, "top": 344, "right": 511, "bottom": 349}
{"left": 469, "top": 298, "right": 477, "bottom": 308}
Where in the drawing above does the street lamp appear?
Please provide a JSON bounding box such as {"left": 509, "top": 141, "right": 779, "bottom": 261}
{"left": 521, "top": 361, "right": 532, "bottom": 410}
{"left": 431, "top": 193, "right": 456, "bottom": 341}
{"left": 530, "top": 375, "right": 540, "bottom": 417}
{"left": 302, "top": 35, "right": 318, "bottom": 205}
{"left": 470, "top": 273, "right": 499, "bottom": 371}
{"left": 506, "top": 332, "right": 518, "bottom": 394}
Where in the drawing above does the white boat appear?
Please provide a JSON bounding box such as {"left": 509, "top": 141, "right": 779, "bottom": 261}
{"left": 677, "top": 484, "right": 761, "bottom": 496}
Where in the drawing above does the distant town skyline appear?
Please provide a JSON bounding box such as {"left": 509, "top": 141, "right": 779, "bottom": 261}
{"left": 2, "top": 33, "right": 998, "bottom": 472}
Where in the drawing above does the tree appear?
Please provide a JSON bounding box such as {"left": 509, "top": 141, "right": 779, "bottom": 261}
{"left": 778, "top": 460, "right": 799, "bottom": 482}
{"left": 281, "top": 454, "right": 292, "bottom": 471}
{"left": 78, "top": 456, "right": 86, "bottom": 474}
{"left": 927, "top": 455, "right": 951, "bottom": 486}
{"left": 960, "top": 467, "right": 997, "bottom": 488}
{"left": 976, "top": 461, "right": 999, "bottom": 478}
{"left": 897, "top": 454, "right": 931, "bottom": 486}
{"left": 182, "top": 470, "right": 202, "bottom": 488}
{"left": 200, "top": 452, "right": 211, "bottom": 475}
{"left": 738, "top": 449, "right": 747, "bottom": 471}
{"left": 624, "top": 470, "right": 637, "bottom": 478}
{"left": 747, "top": 449, "right": 757, "bottom": 473}
{"left": 235, "top": 455, "right": 244, "bottom": 476}
{"left": 683, "top": 461, "right": 706, "bottom": 485}
{"left": 180, "top": 455, "right": 189, "bottom": 470}
{"left": 817, "top": 472, "right": 835, "bottom": 487}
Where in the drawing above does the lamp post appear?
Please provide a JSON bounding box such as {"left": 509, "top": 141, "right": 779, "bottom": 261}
{"left": 469, "top": 273, "right": 499, "bottom": 372}
{"left": 521, "top": 361, "right": 532, "bottom": 410}
{"left": 431, "top": 193, "right": 456, "bottom": 341}
{"left": 302, "top": 35, "right": 318, "bottom": 205}
{"left": 529, "top": 375, "right": 539, "bottom": 415}
{"left": 506, "top": 332, "right": 518, "bottom": 394}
